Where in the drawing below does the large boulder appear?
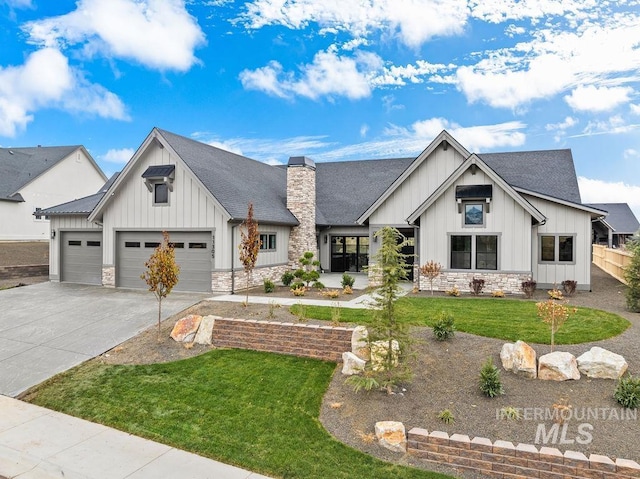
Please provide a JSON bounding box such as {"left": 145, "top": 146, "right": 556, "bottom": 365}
{"left": 170, "top": 314, "right": 202, "bottom": 342}
{"left": 351, "top": 326, "right": 370, "bottom": 360}
{"left": 538, "top": 352, "right": 580, "bottom": 381}
{"left": 375, "top": 421, "right": 406, "bottom": 453}
{"left": 500, "top": 340, "right": 537, "bottom": 379}
{"left": 577, "top": 347, "right": 628, "bottom": 379}
{"left": 194, "top": 315, "right": 217, "bottom": 345}
{"left": 370, "top": 340, "right": 399, "bottom": 372}
{"left": 342, "top": 352, "right": 366, "bottom": 375}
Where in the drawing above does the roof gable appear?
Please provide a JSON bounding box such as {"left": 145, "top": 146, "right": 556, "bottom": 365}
{"left": 587, "top": 203, "right": 640, "bottom": 234}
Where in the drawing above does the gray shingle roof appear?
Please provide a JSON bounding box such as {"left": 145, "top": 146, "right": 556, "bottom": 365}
{"left": 479, "top": 149, "right": 581, "bottom": 203}
{"left": 0, "top": 146, "right": 80, "bottom": 201}
{"left": 157, "top": 129, "right": 298, "bottom": 225}
{"left": 586, "top": 203, "right": 640, "bottom": 234}
{"left": 315, "top": 158, "right": 414, "bottom": 225}
{"left": 41, "top": 173, "right": 120, "bottom": 215}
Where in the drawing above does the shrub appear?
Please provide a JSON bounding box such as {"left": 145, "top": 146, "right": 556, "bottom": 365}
{"left": 469, "top": 277, "right": 485, "bottom": 295}
{"left": 432, "top": 311, "right": 455, "bottom": 341}
{"left": 479, "top": 357, "right": 504, "bottom": 398}
{"left": 313, "top": 281, "right": 325, "bottom": 290}
{"left": 419, "top": 260, "right": 442, "bottom": 295}
{"left": 624, "top": 238, "right": 640, "bottom": 312}
{"left": 521, "top": 280, "right": 537, "bottom": 299}
{"left": 322, "top": 289, "right": 340, "bottom": 299}
{"left": 293, "top": 269, "right": 305, "bottom": 279}
{"left": 281, "top": 271, "right": 295, "bottom": 286}
{"left": 614, "top": 374, "right": 640, "bottom": 409}
{"left": 291, "top": 286, "right": 306, "bottom": 297}
{"left": 437, "top": 409, "right": 455, "bottom": 425}
{"left": 298, "top": 251, "right": 321, "bottom": 287}
{"left": 499, "top": 406, "right": 522, "bottom": 421}
{"left": 341, "top": 273, "right": 355, "bottom": 288}
{"left": 492, "top": 290, "right": 505, "bottom": 298}
{"left": 290, "top": 281, "right": 305, "bottom": 290}
{"left": 445, "top": 286, "right": 460, "bottom": 297}
{"left": 561, "top": 280, "right": 577, "bottom": 296}
{"left": 547, "top": 287, "right": 564, "bottom": 300}
{"left": 342, "top": 285, "right": 353, "bottom": 295}
{"left": 263, "top": 279, "right": 275, "bottom": 293}
{"left": 331, "top": 302, "right": 341, "bottom": 325}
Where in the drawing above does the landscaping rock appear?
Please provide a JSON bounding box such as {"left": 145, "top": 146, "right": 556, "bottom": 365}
{"left": 577, "top": 347, "right": 628, "bottom": 379}
{"left": 370, "top": 339, "right": 399, "bottom": 372}
{"left": 375, "top": 421, "right": 406, "bottom": 453}
{"left": 500, "top": 340, "right": 537, "bottom": 378}
{"left": 341, "top": 352, "right": 366, "bottom": 375}
{"left": 538, "top": 352, "right": 580, "bottom": 381}
{"left": 170, "top": 314, "right": 202, "bottom": 342}
{"left": 351, "top": 326, "right": 370, "bottom": 360}
{"left": 194, "top": 315, "right": 217, "bottom": 345}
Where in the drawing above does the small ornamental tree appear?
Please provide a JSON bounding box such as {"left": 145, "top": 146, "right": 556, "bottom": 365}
{"left": 536, "top": 299, "right": 577, "bottom": 352}
{"left": 238, "top": 203, "right": 261, "bottom": 305}
{"left": 140, "top": 231, "right": 180, "bottom": 341}
{"left": 297, "top": 251, "right": 321, "bottom": 287}
{"left": 624, "top": 234, "right": 640, "bottom": 312}
{"left": 419, "top": 260, "right": 442, "bottom": 295}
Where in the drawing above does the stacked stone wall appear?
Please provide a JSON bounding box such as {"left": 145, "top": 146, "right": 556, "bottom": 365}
{"left": 287, "top": 165, "right": 317, "bottom": 266}
{"left": 101, "top": 266, "right": 115, "bottom": 287}
{"left": 211, "top": 264, "right": 288, "bottom": 293}
{"left": 420, "top": 271, "right": 531, "bottom": 295}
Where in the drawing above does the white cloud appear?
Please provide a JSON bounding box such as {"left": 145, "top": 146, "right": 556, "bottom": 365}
{"left": 624, "top": 149, "right": 639, "bottom": 160}
{"left": 360, "top": 124, "right": 369, "bottom": 138}
{"left": 571, "top": 116, "right": 640, "bottom": 138}
{"left": 578, "top": 176, "right": 640, "bottom": 220}
{"left": 545, "top": 116, "right": 578, "bottom": 142}
{"left": 0, "top": 48, "right": 127, "bottom": 137}
{"left": 631, "top": 104, "right": 640, "bottom": 115}
{"left": 240, "top": 0, "right": 469, "bottom": 48}
{"left": 240, "top": 50, "right": 382, "bottom": 100}
{"left": 371, "top": 59, "right": 454, "bottom": 87}
{"left": 469, "top": 0, "right": 600, "bottom": 24}
{"left": 101, "top": 148, "right": 134, "bottom": 164}
{"left": 2, "top": 0, "right": 32, "bottom": 8}
{"left": 565, "top": 85, "right": 633, "bottom": 112}
{"left": 24, "top": 0, "right": 205, "bottom": 72}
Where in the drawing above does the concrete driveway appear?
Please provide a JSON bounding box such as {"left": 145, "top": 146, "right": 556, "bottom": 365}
{"left": 0, "top": 282, "right": 207, "bottom": 397}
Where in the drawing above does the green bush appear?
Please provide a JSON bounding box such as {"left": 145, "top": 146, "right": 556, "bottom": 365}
{"left": 281, "top": 271, "right": 295, "bottom": 286}
{"left": 263, "top": 279, "right": 275, "bottom": 293}
{"left": 614, "top": 374, "right": 640, "bottom": 409}
{"left": 479, "top": 357, "right": 504, "bottom": 398}
{"left": 313, "top": 281, "right": 325, "bottom": 289}
{"left": 624, "top": 239, "right": 640, "bottom": 312}
{"left": 341, "top": 273, "right": 355, "bottom": 288}
{"left": 437, "top": 409, "right": 455, "bottom": 425}
{"left": 432, "top": 311, "right": 455, "bottom": 341}
{"left": 293, "top": 269, "right": 305, "bottom": 279}
{"left": 290, "top": 281, "right": 305, "bottom": 291}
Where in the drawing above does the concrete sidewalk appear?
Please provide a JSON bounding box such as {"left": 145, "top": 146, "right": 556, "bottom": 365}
{"left": 0, "top": 395, "right": 271, "bottom": 479}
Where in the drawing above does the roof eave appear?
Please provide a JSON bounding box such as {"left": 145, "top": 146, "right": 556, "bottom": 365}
{"left": 515, "top": 188, "right": 609, "bottom": 217}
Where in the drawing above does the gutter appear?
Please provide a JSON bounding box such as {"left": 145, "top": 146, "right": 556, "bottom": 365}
{"left": 231, "top": 224, "right": 237, "bottom": 294}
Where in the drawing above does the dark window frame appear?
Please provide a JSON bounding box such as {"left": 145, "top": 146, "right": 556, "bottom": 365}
{"left": 259, "top": 233, "right": 277, "bottom": 251}
{"left": 538, "top": 234, "right": 576, "bottom": 264}
{"left": 153, "top": 182, "right": 169, "bottom": 206}
{"left": 450, "top": 233, "right": 499, "bottom": 270}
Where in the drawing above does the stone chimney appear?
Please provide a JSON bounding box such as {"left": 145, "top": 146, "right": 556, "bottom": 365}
{"left": 287, "top": 156, "right": 317, "bottom": 265}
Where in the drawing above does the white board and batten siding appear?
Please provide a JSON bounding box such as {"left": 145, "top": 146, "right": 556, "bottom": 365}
{"left": 49, "top": 216, "right": 102, "bottom": 281}
{"left": 231, "top": 224, "right": 291, "bottom": 268}
{"left": 527, "top": 195, "right": 593, "bottom": 289}
{"left": 419, "top": 168, "right": 533, "bottom": 272}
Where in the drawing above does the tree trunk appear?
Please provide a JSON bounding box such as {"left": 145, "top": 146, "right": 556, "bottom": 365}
{"left": 157, "top": 296, "right": 162, "bottom": 342}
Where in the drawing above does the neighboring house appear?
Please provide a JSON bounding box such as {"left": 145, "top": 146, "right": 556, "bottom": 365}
{"left": 588, "top": 203, "right": 640, "bottom": 248}
{"left": 41, "top": 128, "right": 606, "bottom": 293}
{"left": 0, "top": 146, "right": 107, "bottom": 241}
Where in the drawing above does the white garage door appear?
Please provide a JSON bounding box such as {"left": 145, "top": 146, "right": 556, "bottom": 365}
{"left": 60, "top": 231, "right": 103, "bottom": 285}
{"left": 116, "top": 231, "right": 212, "bottom": 292}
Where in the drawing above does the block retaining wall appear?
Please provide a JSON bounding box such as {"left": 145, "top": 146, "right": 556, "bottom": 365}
{"left": 212, "top": 317, "right": 354, "bottom": 362}
{"left": 408, "top": 428, "right": 640, "bottom": 479}
{"left": 0, "top": 264, "right": 48, "bottom": 280}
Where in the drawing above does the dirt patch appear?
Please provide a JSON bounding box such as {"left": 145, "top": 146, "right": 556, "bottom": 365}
{"left": 0, "top": 241, "right": 49, "bottom": 289}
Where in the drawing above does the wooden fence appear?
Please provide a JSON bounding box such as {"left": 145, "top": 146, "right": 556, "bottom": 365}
{"left": 592, "top": 244, "right": 632, "bottom": 285}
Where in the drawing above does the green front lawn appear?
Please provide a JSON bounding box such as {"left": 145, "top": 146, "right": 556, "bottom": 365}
{"left": 293, "top": 296, "right": 629, "bottom": 344}
{"left": 26, "top": 349, "right": 450, "bottom": 479}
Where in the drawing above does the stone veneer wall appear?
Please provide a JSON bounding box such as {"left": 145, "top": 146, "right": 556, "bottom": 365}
{"left": 287, "top": 163, "right": 317, "bottom": 266}
{"left": 211, "top": 264, "right": 289, "bottom": 293}
{"left": 212, "top": 317, "right": 354, "bottom": 362}
{"left": 102, "top": 266, "right": 115, "bottom": 287}
{"left": 408, "top": 428, "right": 640, "bottom": 479}
{"left": 422, "top": 271, "right": 531, "bottom": 295}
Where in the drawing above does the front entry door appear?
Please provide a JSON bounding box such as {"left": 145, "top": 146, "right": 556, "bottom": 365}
{"left": 331, "top": 236, "right": 369, "bottom": 272}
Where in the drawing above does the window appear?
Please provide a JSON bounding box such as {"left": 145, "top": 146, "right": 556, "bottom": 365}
{"left": 125, "top": 241, "right": 140, "bottom": 248}
{"left": 539, "top": 235, "right": 575, "bottom": 263}
{"left": 154, "top": 183, "right": 169, "bottom": 205}
{"left": 464, "top": 203, "right": 484, "bottom": 226}
{"left": 34, "top": 207, "right": 49, "bottom": 221}
{"left": 451, "top": 234, "right": 498, "bottom": 270}
{"left": 259, "top": 233, "right": 277, "bottom": 251}
{"left": 68, "top": 240, "right": 81, "bottom": 246}
{"left": 145, "top": 242, "right": 160, "bottom": 248}
{"left": 189, "top": 242, "right": 207, "bottom": 249}
{"left": 87, "top": 241, "right": 101, "bottom": 247}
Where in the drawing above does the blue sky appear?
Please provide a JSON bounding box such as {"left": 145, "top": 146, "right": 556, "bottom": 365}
{"left": 1, "top": 0, "right": 639, "bottom": 218}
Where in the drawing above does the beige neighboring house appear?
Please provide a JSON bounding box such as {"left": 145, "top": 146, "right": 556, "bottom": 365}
{"left": 0, "top": 146, "right": 106, "bottom": 241}
{"left": 41, "top": 128, "right": 606, "bottom": 293}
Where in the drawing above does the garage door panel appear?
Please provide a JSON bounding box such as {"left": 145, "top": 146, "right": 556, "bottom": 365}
{"left": 61, "top": 232, "right": 103, "bottom": 285}
{"left": 117, "top": 232, "right": 212, "bottom": 292}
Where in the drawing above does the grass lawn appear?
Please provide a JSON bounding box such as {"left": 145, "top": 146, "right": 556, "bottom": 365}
{"left": 25, "top": 349, "right": 451, "bottom": 479}
{"left": 293, "top": 296, "right": 630, "bottom": 344}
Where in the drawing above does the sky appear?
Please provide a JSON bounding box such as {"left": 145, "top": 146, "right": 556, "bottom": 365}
{"left": 1, "top": 0, "right": 639, "bottom": 219}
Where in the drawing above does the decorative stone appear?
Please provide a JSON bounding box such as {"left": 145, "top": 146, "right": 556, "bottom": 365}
{"left": 375, "top": 421, "right": 406, "bottom": 453}
{"left": 500, "top": 340, "right": 537, "bottom": 378}
{"left": 170, "top": 314, "right": 202, "bottom": 342}
{"left": 351, "top": 326, "right": 370, "bottom": 360}
{"left": 538, "top": 351, "right": 580, "bottom": 381}
{"left": 370, "top": 340, "right": 399, "bottom": 372}
{"left": 194, "top": 315, "right": 217, "bottom": 345}
{"left": 341, "top": 352, "right": 366, "bottom": 375}
{"left": 577, "top": 347, "right": 628, "bottom": 379}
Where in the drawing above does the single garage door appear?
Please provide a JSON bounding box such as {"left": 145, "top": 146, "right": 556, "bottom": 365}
{"left": 60, "top": 231, "right": 103, "bottom": 285}
{"left": 116, "top": 231, "right": 212, "bottom": 292}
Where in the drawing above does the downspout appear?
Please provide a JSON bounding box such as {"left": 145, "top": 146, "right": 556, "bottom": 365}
{"left": 407, "top": 219, "right": 419, "bottom": 291}
{"left": 231, "top": 224, "right": 236, "bottom": 294}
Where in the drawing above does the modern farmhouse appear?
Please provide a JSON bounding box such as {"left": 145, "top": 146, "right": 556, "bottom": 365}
{"left": 42, "top": 128, "right": 606, "bottom": 293}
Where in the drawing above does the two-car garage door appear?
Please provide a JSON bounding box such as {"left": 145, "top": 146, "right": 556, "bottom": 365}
{"left": 116, "top": 231, "right": 212, "bottom": 292}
